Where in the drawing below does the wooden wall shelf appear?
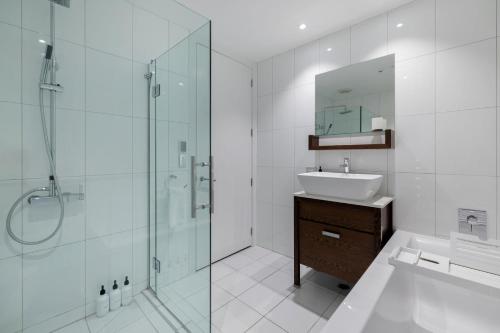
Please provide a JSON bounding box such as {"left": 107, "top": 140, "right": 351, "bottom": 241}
{"left": 308, "top": 129, "right": 393, "bottom": 150}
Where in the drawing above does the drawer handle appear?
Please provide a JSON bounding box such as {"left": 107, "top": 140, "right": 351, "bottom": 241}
{"left": 322, "top": 231, "right": 340, "bottom": 239}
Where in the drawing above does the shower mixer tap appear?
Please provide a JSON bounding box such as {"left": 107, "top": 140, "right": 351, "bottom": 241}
{"left": 27, "top": 179, "right": 84, "bottom": 205}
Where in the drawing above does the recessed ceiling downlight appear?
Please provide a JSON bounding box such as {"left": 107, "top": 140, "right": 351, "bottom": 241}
{"left": 327, "top": 48, "right": 333, "bottom": 52}
{"left": 299, "top": 23, "right": 307, "bottom": 30}
{"left": 396, "top": 22, "right": 404, "bottom": 28}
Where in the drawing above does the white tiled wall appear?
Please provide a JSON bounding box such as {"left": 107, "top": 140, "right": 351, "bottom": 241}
{"left": 255, "top": 0, "right": 500, "bottom": 257}
{"left": 0, "top": 0, "right": 198, "bottom": 332}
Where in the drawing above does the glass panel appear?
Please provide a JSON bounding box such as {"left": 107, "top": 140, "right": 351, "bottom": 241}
{"left": 150, "top": 22, "right": 211, "bottom": 332}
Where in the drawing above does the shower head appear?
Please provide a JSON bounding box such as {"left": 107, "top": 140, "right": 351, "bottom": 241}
{"left": 49, "top": 0, "right": 70, "bottom": 8}
{"left": 44, "top": 45, "right": 53, "bottom": 60}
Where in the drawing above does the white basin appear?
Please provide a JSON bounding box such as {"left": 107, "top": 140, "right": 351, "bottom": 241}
{"left": 297, "top": 172, "right": 383, "bottom": 201}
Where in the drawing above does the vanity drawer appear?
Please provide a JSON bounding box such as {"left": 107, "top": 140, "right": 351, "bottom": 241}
{"left": 298, "top": 219, "right": 376, "bottom": 283}
{"left": 297, "top": 197, "right": 379, "bottom": 233}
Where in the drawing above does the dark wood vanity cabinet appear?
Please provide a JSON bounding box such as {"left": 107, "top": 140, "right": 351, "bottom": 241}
{"left": 294, "top": 196, "right": 393, "bottom": 286}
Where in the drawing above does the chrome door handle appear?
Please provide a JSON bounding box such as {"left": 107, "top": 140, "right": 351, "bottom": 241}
{"left": 210, "top": 155, "right": 214, "bottom": 214}
{"left": 322, "top": 231, "right": 340, "bottom": 239}
{"left": 191, "top": 156, "right": 197, "bottom": 218}
{"left": 191, "top": 156, "right": 214, "bottom": 217}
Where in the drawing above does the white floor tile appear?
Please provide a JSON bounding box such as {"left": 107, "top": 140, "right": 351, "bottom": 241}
{"left": 86, "top": 301, "right": 143, "bottom": 333}
{"left": 280, "top": 263, "right": 315, "bottom": 280}
{"left": 258, "top": 252, "right": 292, "bottom": 269}
{"left": 212, "top": 285, "right": 235, "bottom": 312}
{"left": 308, "top": 318, "right": 328, "bottom": 333}
{"left": 247, "top": 317, "right": 286, "bottom": 333}
{"left": 239, "top": 261, "right": 278, "bottom": 282}
{"left": 119, "top": 318, "right": 157, "bottom": 333}
{"left": 221, "top": 252, "right": 255, "bottom": 270}
{"left": 185, "top": 287, "right": 211, "bottom": 319}
{"left": 266, "top": 298, "right": 319, "bottom": 333}
{"left": 287, "top": 281, "right": 339, "bottom": 315}
{"left": 321, "top": 295, "right": 345, "bottom": 319}
{"left": 211, "top": 262, "right": 235, "bottom": 282}
{"left": 212, "top": 299, "right": 262, "bottom": 333}
{"left": 161, "top": 297, "right": 205, "bottom": 328}
{"left": 169, "top": 270, "right": 209, "bottom": 298}
{"left": 183, "top": 320, "right": 209, "bottom": 333}
{"left": 240, "top": 246, "right": 274, "bottom": 260}
{"left": 216, "top": 271, "right": 258, "bottom": 297}
{"left": 261, "top": 271, "right": 296, "bottom": 297}
{"left": 307, "top": 272, "right": 351, "bottom": 295}
{"left": 238, "top": 283, "right": 287, "bottom": 315}
{"left": 152, "top": 304, "right": 183, "bottom": 331}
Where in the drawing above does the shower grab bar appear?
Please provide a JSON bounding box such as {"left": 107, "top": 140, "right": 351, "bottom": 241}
{"left": 191, "top": 156, "right": 214, "bottom": 218}
{"left": 210, "top": 155, "right": 214, "bottom": 214}
{"left": 191, "top": 156, "right": 197, "bottom": 218}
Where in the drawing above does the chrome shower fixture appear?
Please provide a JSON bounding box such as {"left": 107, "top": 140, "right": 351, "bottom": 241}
{"left": 49, "top": 0, "right": 70, "bottom": 8}
{"left": 5, "top": 0, "right": 82, "bottom": 246}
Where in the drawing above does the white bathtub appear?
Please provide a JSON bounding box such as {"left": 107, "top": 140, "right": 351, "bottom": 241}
{"left": 323, "top": 231, "right": 500, "bottom": 333}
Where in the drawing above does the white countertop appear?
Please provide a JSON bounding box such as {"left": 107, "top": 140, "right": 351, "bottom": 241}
{"left": 294, "top": 191, "right": 393, "bottom": 209}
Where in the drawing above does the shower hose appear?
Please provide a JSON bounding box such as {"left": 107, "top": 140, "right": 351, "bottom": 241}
{"left": 5, "top": 52, "right": 64, "bottom": 245}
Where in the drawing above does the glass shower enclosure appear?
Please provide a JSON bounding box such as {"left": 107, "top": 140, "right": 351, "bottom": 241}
{"left": 148, "top": 22, "right": 211, "bottom": 332}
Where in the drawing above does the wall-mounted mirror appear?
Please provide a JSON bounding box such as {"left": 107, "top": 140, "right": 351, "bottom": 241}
{"left": 315, "top": 54, "right": 395, "bottom": 137}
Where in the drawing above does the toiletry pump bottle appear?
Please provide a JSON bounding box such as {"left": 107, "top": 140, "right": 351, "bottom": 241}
{"left": 121, "top": 276, "right": 132, "bottom": 306}
{"left": 109, "top": 280, "right": 121, "bottom": 311}
{"left": 96, "top": 285, "right": 109, "bottom": 317}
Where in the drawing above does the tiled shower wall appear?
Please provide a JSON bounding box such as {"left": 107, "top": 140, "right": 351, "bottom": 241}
{"left": 255, "top": 0, "right": 500, "bottom": 257}
{"left": 0, "top": 0, "right": 203, "bottom": 332}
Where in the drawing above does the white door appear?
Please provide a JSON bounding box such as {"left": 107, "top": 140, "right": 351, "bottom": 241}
{"left": 211, "top": 51, "right": 252, "bottom": 262}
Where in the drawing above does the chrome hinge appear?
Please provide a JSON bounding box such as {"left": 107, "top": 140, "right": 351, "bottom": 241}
{"left": 152, "top": 84, "right": 160, "bottom": 98}
{"left": 152, "top": 257, "right": 161, "bottom": 273}
{"left": 250, "top": 79, "right": 253, "bottom": 87}
{"left": 250, "top": 128, "right": 253, "bottom": 137}
{"left": 250, "top": 227, "right": 253, "bottom": 236}
{"left": 250, "top": 178, "right": 253, "bottom": 186}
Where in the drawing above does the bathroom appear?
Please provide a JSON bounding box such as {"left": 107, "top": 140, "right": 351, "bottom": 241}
{"left": 0, "top": 0, "right": 499, "bottom": 332}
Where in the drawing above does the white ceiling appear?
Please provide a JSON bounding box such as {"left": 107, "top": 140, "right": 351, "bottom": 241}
{"left": 177, "top": 0, "right": 413, "bottom": 64}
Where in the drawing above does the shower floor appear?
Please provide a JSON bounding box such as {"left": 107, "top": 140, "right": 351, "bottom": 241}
{"left": 53, "top": 291, "right": 179, "bottom": 333}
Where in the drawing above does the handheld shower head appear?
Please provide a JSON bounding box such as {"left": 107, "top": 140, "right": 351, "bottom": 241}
{"left": 44, "top": 44, "right": 53, "bottom": 60}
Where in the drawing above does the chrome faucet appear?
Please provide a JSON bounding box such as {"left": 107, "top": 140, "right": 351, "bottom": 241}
{"left": 340, "top": 157, "right": 350, "bottom": 173}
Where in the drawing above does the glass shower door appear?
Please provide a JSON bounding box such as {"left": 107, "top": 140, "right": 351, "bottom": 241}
{"left": 150, "top": 22, "right": 211, "bottom": 332}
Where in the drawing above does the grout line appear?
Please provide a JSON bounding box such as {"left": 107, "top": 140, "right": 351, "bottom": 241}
{"left": 84, "top": 317, "right": 91, "bottom": 333}
{"left": 20, "top": 0, "right": 25, "bottom": 329}
{"left": 83, "top": 0, "right": 88, "bottom": 319}
{"left": 436, "top": 35, "right": 497, "bottom": 54}
{"left": 434, "top": 0, "right": 437, "bottom": 237}
{"left": 21, "top": 238, "right": 85, "bottom": 256}
{"left": 496, "top": 0, "right": 498, "bottom": 240}
{"left": 131, "top": 0, "right": 136, "bottom": 300}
